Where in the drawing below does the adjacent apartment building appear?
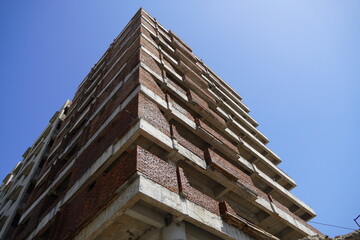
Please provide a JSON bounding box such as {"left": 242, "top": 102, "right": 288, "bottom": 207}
{"left": 0, "top": 8, "right": 323, "bottom": 240}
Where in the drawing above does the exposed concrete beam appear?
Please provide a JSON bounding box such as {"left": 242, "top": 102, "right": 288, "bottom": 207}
{"left": 275, "top": 226, "right": 294, "bottom": 239}
{"left": 125, "top": 203, "right": 165, "bottom": 228}
{"left": 137, "top": 227, "right": 161, "bottom": 240}
{"left": 138, "top": 175, "right": 254, "bottom": 240}
{"left": 186, "top": 222, "right": 223, "bottom": 240}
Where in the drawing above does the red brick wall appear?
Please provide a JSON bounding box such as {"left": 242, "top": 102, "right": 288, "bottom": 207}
{"left": 136, "top": 146, "right": 178, "bottom": 193}
{"left": 139, "top": 67, "right": 165, "bottom": 100}
{"left": 71, "top": 95, "right": 139, "bottom": 183}
{"left": 197, "top": 119, "right": 239, "bottom": 154}
{"left": 138, "top": 93, "right": 171, "bottom": 137}
{"left": 167, "top": 94, "right": 195, "bottom": 122}
{"left": 140, "top": 48, "right": 162, "bottom": 77}
{"left": 171, "top": 120, "right": 208, "bottom": 159}
{"left": 205, "top": 148, "right": 256, "bottom": 191}
{"left": 56, "top": 149, "right": 138, "bottom": 240}
{"left": 177, "top": 167, "right": 219, "bottom": 215}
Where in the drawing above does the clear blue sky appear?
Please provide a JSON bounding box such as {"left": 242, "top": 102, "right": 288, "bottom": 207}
{"left": 0, "top": 1, "right": 359, "bottom": 238}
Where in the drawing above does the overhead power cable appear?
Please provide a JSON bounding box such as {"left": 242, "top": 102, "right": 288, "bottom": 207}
{"left": 309, "top": 221, "right": 357, "bottom": 231}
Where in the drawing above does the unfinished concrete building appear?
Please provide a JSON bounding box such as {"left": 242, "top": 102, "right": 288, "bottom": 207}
{"left": 0, "top": 8, "right": 322, "bottom": 240}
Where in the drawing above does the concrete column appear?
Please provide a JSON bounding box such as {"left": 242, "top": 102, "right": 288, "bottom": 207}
{"left": 162, "top": 221, "right": 187, "bottom": 240}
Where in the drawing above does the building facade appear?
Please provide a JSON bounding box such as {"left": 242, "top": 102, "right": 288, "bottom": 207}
{"left": 0, "top": 9, "right": 322, "bottom": 240}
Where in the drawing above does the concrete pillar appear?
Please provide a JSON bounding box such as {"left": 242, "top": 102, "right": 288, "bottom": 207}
{"left": 162, "top": 221, "right": 187, "bottom": 240}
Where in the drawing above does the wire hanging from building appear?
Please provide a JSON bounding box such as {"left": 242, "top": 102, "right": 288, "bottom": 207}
{"left": 309, "top": 221, "right": 357, "bottom": 231}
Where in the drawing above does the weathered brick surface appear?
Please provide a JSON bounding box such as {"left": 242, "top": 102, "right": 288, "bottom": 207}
{"left": 140, "top": 35, "right": 160, "bottom": 59}
{"left": 68, "top": 13, "right": 141, "bottom": 111}
{"left": 165, "top": 75, "right": 187, "bottom": 96}
{"left": 88, "top": 69, "right": 139, "bottom": 138}
{"left": 109, "top": 16, "right": 142, "bottom": 60}
{"left": 158, "top": 31, "right": 172, "bottom": 46}
{"left": 21, "top": 146, "right": 179, "bottom": 240}
{"left": 14, "top": 200, "right": 45, "bottom": 240}
{"left": 71, "top": 95, "right": 138, "bottom": 183}
{"left": 17, "top": 172, "right": 76, "bottom": 239}
{"left": 162, "top": 47, "right": 177, "bottom": 63}
{"left": 56, "top": 77, "right": 139, "bottom": 184}
{"left": 219, "top": 200, "right": 238, "bottom": 217}
{"left": 139, "top": 67, "right": 165, "bottom": 100}
{"left": 138, "top": 93, "right": 170, "bottom": 136}
{"left": 37, "top": 36, "right": 142, "bottom": 185}
{"left": 51, "top": 118, "right": 70, "bottom": 149}
{"left": 208, "top": 73, "right": 222, "bottom": 85}
{"left": 171, "top": 121, "right": 208, "bottom": 159}
{"left": 28, "top": 149, "right": 78, "bottom": 207}
{"left": 97, "top": 33, "right": 141, "bottom": 92}
{"left": 140, "top": 25, "right": 155, "bottom": 41}
{"left": 205, "top": 149, "right": 256, "bottom": 191}
{"left": 177, "top": 167, "right": 219, "bottom": 215}
{"left": 163, "top": 58, "right": 178, "bottom": 75}
{"left": 22, "top": 39, "right": 142, "bottom": 238}
{"left": 141, "top": 11, "right": 155, "bottom": 26}
{"left": 188, "top": 89, "right": 208, "bottom": 112}
{"left": 181, "top": 63, "right": 208, "bottom": 87}
{"left": 136, "top": 146, "right": 178, "bottom": 193}
{"left": 48, "top": 126, "right": 70, "bottom": 162}
{"left": 197, "top": 119, "right": 239, "bottom": 154}
{"left": 140, "top": 48, "right": 162, "bottom": 77}
{"left": 171, "top": 37, "right": 196, "bottom": 63}
{"left": 95, "top": 54, "right": 140, "bottom": 113}
{"left": 140, "top": 16, "right": 156, "bottom": 34}
{"left": 187, "top": 89, "right": 226, "bottom": 126}
{"left": 175, "top": 51, "right": 203, "bottom": 75}
{"left": 207, "top": 105, "right": 227, "bottom": 126}
{"left": 57, "top": 149, "right": 138, "bottom": 240}
{"left": 183, "top": 74, "right": 214, "bottom": 103}
{"left": 167, "top": 94, "right": 195, "bottom": 122}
